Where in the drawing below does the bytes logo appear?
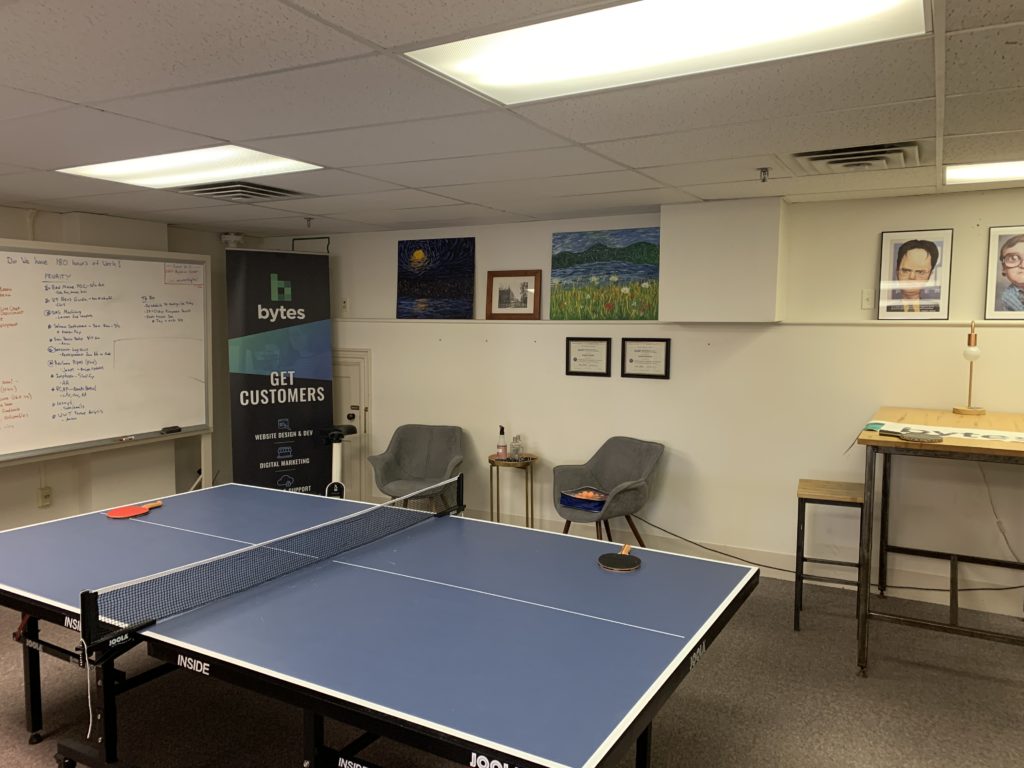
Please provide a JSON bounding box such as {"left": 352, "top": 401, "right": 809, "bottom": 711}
{"left": 258, "top": 272, "right": 306, "bottom": 322}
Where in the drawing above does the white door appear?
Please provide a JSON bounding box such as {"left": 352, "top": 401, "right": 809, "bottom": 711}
{"left": 334, "top": 350, "right": 371, "bottom": 500}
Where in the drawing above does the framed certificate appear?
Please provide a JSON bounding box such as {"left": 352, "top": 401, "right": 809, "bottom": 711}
{"left": 565, "top": 337, "right": 611, "bottom": 377}
{"left": 621, "top": 338, "right": 670, "bottom": 379}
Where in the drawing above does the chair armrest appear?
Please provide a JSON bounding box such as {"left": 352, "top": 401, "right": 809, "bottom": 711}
{"left": 602, "top": 479, "right": 649, "bottom": 516}
{"left": 367, "top": 451, "right": 399, "bottom": 481}
{"left": 443, "top": 454, "right": 463, "bottom": 479}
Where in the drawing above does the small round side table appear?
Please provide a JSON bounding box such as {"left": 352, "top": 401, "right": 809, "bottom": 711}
{"left": 487, "top": 453, "right": 537, "bottom": 528}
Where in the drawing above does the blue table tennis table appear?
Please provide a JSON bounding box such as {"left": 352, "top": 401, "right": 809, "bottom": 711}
{"left": 0, "top": 479, "right": 757, "bottom": 768}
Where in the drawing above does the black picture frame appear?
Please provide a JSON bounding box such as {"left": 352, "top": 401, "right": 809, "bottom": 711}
{"left": 621, "top": 338, "right": 670, "bottom": 379}
{"left": 565, "top": 337, "right": 611, "bottom": 377}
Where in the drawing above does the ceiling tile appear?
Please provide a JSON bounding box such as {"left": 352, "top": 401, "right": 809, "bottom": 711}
{"left": 590, "top": 101, "right": 936, "bottom": 167}
{"left": 0, "top": 85, "right": 68, "bottom": 122}
{"left": 501, "top": 188, "right": 698, "bottom": 217}
{"left": 943, "top": 131, "right": 1024, "bottom": 163}
{"left": 355, "top": 147, "right": 622, "bottom": 187}
{"left": 214, "top": 216, "right": 366, "bottom": 235}
{"left": 430, "top": 170, "right": 662, "bottom": 205}
{"left": 0, "top": 170, "right": 138, "bottom": 200}
{"left": 289, "top": 0, "right": 615, "bottom": 48}
{"left": 39, "top": 190, "right": 231, "bottom": 215}
{"left": 946, "top": 26, "right": 1024, "bottom": 95}
{"left": 348, "top": 204, "right": 532, "bottom": 227}
{"left": 101, "top": 56, "right": 491, "bottom": 141}
{"left": 946, "top": 0, "right": 1024, "bottom": 32}
{"left": 515, "top": 37, "right": 936, "bottom": 143}
{"left": 643, "top": 156, "right": 792, "bottom": 187}
{"left": 248, "top": 111, "right": 567, "bottom": 168}
{"left": 784, "top": 186, "right": 938, "bottom": 203}
{"left": 945, "top": 88, "right": 1024, "bottom": 135}
{"left": 244, "top": 168, "right": 398, "bottom": 196}
{"left": 0, "top": 0, "right": 371, "bottom": 103}
{"left": 682, "top": 167, "right": 938, "bottom": 200}
{"left": 258, "top": 189, "right": 460, "bottom": 215}
{"left": 0, "top": 107, "right": 216, "bottom": 169}
{"left": 144, "top": 204, "right": 295, "bottom": 224}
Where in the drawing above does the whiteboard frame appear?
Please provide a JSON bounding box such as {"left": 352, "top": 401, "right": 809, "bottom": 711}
{"left": 0, "top": 237, "right": 213, "bottom": 468}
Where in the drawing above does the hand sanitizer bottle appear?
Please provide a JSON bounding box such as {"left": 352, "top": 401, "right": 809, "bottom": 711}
{"left": 496, "top": 425, "right": 508, "bottom": 459}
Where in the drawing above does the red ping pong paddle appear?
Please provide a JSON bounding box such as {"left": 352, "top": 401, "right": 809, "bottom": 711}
{"left": 106, "top": 500, "right": 163, "bottom": 519}
{"left": 598, "top": 544, "right": 641, "bottom": 572}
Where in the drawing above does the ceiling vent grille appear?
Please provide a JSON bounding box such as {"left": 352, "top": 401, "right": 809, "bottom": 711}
{"left": 175, "top": 180, "right": 303, "bottom": 202}
{"left": 791, "top": 142, "right": 922, "bottom": 175}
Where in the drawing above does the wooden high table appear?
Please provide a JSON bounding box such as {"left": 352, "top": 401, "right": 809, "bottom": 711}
{"left": 856, "top": 407, "right": 1024, "bottom": 675}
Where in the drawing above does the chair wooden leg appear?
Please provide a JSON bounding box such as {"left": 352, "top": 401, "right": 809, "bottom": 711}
{"left": 562, "top": 521, "right": 571, "bottom": 534}
{"left": 603, "top": 520, "right": 613, "bottom": 541}
{"left": 595, "top": 522, "right": 602, "bottom": 540}
{"left": 625, "top": 516, "right": 646, "bottom": 548}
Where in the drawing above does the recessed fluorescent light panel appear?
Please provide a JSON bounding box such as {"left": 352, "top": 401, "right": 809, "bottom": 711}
{"left": 944, "top": 161, "right": 1024, "bottom": 185}
{"left": 407, "top": 0, "right": 927, "bottom": 104}
{"left": 58, "top": 146, "right": 321, "bottom": 189}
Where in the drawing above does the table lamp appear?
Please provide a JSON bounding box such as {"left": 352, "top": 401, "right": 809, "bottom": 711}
{"left": 953, "top": 320, "right": 985, "bottom": 415}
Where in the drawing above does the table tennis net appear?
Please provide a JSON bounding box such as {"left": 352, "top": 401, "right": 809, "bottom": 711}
{"left": 80, "top": 476, "right": 462, "bottom": 647}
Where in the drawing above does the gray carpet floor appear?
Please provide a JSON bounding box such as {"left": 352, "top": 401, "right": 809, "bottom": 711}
{"left": 1, "top": 577, "right": 1022, "bottom": 767}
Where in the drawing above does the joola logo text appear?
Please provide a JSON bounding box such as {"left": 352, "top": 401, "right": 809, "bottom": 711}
{"left": 108, "top": 634, "right": 131, "bottom": 647}
{"left": 470, "top": 752, "right": 520, "bottom": 768}
{"left": 689, "top": 640, "right": 707, "bottom": 671}
{"left": 177, "top": 654, "right": 210, "bottom": 675}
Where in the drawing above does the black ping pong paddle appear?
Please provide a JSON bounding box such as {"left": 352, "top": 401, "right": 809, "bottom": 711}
{"left": 598, "top": 544, "right": 641, "bottom": 572}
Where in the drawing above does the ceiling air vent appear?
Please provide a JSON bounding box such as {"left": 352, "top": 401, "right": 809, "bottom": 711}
{"left": 175, "top": 180, "right": 303, "bottom": 202}
{"left": 790, "top": 142, "right": 923, "bottom": 175}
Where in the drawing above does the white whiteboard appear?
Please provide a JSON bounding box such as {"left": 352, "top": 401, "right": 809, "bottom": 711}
{"left": 0, "top": 239, "right": 211, "bottom": 462}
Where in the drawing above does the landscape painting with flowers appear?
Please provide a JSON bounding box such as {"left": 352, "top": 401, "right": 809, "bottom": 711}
{"left": 550, "top": 227, "right": 660, "bottom": 320}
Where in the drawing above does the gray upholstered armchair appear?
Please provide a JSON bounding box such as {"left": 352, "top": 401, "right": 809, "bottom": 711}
{"left": 552, "top": 436, "right": 664, "bottom": 546}
{"left": 368, "top": 424, "right": 463, "bottom": 500}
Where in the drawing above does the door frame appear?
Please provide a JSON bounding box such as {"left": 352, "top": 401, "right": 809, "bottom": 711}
{"left": 333, "top": 348, "right": 372, "bottom": 501}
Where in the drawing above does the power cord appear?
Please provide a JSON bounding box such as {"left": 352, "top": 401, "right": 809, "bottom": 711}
{"left": 633, "top": 515, "right": 1024, "bottom": 594}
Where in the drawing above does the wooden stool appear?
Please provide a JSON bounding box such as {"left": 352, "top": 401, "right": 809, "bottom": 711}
{"left": 794, "top": 479, "right": 865, "bottom": 631}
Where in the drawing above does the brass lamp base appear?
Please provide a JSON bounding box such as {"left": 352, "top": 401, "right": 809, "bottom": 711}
{"left": 953, "top": 405, "right": 986, "bottom": 415}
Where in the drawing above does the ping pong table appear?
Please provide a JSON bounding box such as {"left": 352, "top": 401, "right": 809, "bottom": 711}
{"left": 0, "top": 478, "right": 757, "bottom": 768}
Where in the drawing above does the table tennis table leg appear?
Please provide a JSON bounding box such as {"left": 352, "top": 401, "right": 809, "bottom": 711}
{"left": 20, "top": 615, "right": 43, "bottom": 743}
{"left": 635, "top": 723, "right": 652, "bottom": 768}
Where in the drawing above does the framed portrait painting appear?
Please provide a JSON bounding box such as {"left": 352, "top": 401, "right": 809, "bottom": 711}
{"left": 877, "top": 229, "right": 953, "bottom": 320}
{"left": 486, "top": 270, "right": 541, "bottom": 320}
{"left": 985, "top": 225, "right": 1024, "bottom": 320}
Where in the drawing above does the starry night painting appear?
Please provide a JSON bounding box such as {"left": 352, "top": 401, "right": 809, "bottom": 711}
{"left": 396, "top": 237, "right": 475, "bottom": 319}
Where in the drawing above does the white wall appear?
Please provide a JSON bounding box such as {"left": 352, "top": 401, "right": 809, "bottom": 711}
{"left": 269, "top": 193, "right": 1024, "bottom": 616}
{"left": 0, "top": 208, "right": 229, "bottom": 528}
{"left": 3, "top": 187, "right": 1020, "bottom": 615}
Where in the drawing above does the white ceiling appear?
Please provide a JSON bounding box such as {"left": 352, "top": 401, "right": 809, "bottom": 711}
{"left": 0, "top": 0, "right": 1022, "bottom": 235}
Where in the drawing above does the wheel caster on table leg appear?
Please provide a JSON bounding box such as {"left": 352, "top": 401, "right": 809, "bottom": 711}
{"left": 29, "top": 732, "right": 43, "bottom": 744}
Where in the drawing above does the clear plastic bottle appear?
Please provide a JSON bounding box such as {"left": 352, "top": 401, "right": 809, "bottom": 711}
{"left": 496, "top": 425, "right": 508, "bottom": 459}
{"left": 510, "top": 434, "right": 523, "bottom": 460}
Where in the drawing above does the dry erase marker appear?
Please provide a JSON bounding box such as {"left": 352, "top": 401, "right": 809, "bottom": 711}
{"left": 119, "top": 435, "right": 136, "bottom": 442}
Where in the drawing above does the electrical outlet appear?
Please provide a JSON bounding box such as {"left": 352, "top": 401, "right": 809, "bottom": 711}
{"left": 860, "top": 289, "right": 875, "bottom": 310}
{"left": 36, "top": 486, "right": 52, "bottom": 508}
{"left": 339, "top": 298, "right": 349, "bottom": 316}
